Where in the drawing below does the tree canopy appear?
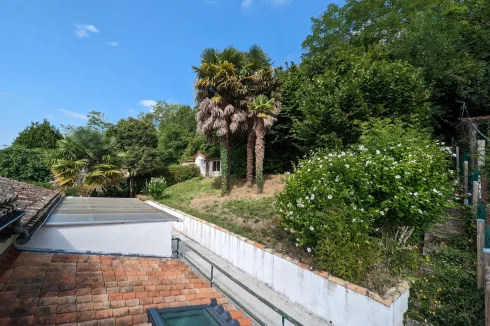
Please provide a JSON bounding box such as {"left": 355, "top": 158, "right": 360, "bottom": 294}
{"left": 279, "top": 50, "right": 430, "bottom": 151}
{"left": 87, "top": 111, "right": 113, "bottom": 132}
{"left": 12, "top": 119, "right": 62, "bottom": 149}
{"left": 150, "top": 101, "right": 197, "bottom": 165}
{"left": 106, "top": 117, "right": 159, "bottom": 196}
{"left": 106, "top": 117, "right": 158, "bottom": 150}
{"left": 0, "top": 146, "right": 52, "bottom": 183}
{"left": 301, "top": 0, "right": 490, "bottom": 138}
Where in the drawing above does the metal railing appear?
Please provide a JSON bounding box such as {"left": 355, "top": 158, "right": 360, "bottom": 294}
{"left": 172, "top": 237, "right": 304, "bottom": 326}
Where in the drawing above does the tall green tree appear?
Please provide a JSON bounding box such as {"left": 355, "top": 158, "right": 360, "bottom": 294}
{"left": 106, "top": 117, "right": 158, "bottom": 196}
{"left": 278, "top": 49, "right": 430, "bottom": 152}
{"left": 87, "top": 111, "right": 113, "bottom": 132}
{"left": 0, "top": 147, "right": 52, "bottom": 183}
{"left": 150, "top": 101, "right": 196, "bottom": 165}
{"left": 302, "top": 0, "right": 490, "bottom": 138}
{"left": 12, "top": 119, "right": 62, "bottom": 149}
{"left": 181, "top": 134, "right": 220, "bottom": 162}
{"left": 106, "top": 117, "right": 158, "bottom": 150}
{"left": 193, "top": 47, "right": 247, "bottom": 195}
{"left": 248, "top": 95, "right": 280, "bottom": 193}
{"left": 124, "top": 146, "right": 158, "bottom": 197}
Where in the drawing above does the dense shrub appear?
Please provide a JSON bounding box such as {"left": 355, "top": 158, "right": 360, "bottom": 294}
{"left": 146, "top": 177, "right": 167, "bottom": 199}
{"left": 407, "top": 208, "right": 485, "bottom": 325}
{"left": 93, "top": 181, "right": 130, "bottom": 198}
{"left": 64, "top": 186, "right": 82, "bottom": 197}
{"left": 29, "top": 181, "right": 55, "bottom": 190}
{"left": 0, "top": 146, "right": 53, "bottom": 182}
{"left": 63, "top": 182, "right": 130, "bottom": 198}
{"left": 158, "top": 165, "right": 200, "bottom": 186}
{"left": 276, "top": 120, "right": 454, "bottom": 282}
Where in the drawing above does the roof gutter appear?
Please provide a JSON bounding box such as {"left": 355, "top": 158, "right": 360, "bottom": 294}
{"left": 15, "top": 194, "right": 64, "bottom": 245}
{"left": 0, "top": 210, "right": 27, "bottom": 233}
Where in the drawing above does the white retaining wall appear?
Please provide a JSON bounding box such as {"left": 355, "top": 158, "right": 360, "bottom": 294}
{"left": 147, "top": 201, "right": 409, "bottom": 326}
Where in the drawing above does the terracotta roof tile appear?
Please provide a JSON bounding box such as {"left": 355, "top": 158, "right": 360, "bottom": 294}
{"left": 0, "top": 249, "right": 253, "bottom": 326}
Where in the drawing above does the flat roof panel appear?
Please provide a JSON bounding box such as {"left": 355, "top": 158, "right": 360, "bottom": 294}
{"left": 45, "top": 197, "right": 179, "bottom": 226}
{"left": 53, "top": 206, "right": 161, "bottom": 214}
{"left": 48, "top": 214, "right": 94, "bottom": 223}
{"left": 61, "top": 198, "right": 141, "bottom": 204}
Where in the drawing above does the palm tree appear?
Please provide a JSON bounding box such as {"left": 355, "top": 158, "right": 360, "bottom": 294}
{"left": 248, "top": 95, "right": 280, "bottom": 193}
{"left": 49, "top": 127, "right": 124, "bottom": 195}
{"left": 241, "top": 46, "right": 279, "bottom": 187}
{"left": 193, "top": 47, "right": 247, "bottom": 195}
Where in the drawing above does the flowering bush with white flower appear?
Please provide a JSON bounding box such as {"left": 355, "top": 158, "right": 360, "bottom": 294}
{"left": 276, "top": 120, "right": 454, "bottom": 282}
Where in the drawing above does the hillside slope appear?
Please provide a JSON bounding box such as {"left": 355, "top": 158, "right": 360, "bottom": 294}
{"left": 157, "top": 174, "right": 308, "bottom": 259}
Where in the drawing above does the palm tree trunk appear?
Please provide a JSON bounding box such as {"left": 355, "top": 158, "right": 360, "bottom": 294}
{"left": 225, "top": 129, "right": 231, "bottom": 194}
{"left": 255, "top": 119, "right": 266, "bottom": 194}
{"left": 246, "top": 119, "right": 255, "bottom": 187}
{"left": 220, "top": 136, "right": 230, "bottom": 196}
{"left": 129, "top": 174, "right": 133, "bottom": 198}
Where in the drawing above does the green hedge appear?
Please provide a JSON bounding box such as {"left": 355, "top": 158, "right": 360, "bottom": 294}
{"left": 0, "top": 146, "right": 53, "bottom": 182}
{"left": 154, "top": 165, "right": 201, "bottom": 186}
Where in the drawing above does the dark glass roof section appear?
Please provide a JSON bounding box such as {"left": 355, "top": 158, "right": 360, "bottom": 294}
{"left": 45, "top": 197, "right": 180, "bottom": 226}
{"left": 148, "top": 299, "right": 241, "bottom": 326}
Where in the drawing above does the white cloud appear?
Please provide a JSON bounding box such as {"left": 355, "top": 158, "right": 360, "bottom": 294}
{"left": 269, "top": 0, "right": 291, "bottom": 7}
{"left": 139, "top": 100, "right": 157, "bottom": 109}
{"left": 74, "top": 24, "right": 100, "bottom": 38}
{"left": 242, "top": 0, "right": 291, "bottom": 9}
{"left": 203, "top": 0, "right": 219, "bottom": 4}
{"left": 242, "top": 0, "right": 253, "bottom": 8}
{"left": 105, "top": 41, "right": 120, "bottom": 47}
{"left": 45, "top": 114, "right": 54, "bottom": 120}
{"left": 59, "top": 109, "right": 88, "bottom": 120}
{"left": 84, "top": 25, "right": 99, "bottom": 33}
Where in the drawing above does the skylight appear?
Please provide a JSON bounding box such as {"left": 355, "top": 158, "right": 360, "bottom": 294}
{"left": 148, "top": 302, "right": 237, "bottom": 326}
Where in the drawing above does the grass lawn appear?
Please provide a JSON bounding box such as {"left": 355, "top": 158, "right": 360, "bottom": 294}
{"left": 157, "top": 175, "right": 312, "bottom": 263}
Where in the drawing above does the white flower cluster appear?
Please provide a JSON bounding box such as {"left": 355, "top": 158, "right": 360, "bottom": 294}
{"left": 277, "top": 136, "right": 454, "bottom": 253}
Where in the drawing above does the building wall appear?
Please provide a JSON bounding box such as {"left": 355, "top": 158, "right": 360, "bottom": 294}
{"left": 16, "top": 222, "right": 173, "bottom": 257}
{"left": 192, "top": 154, "right": 221, "bottom": 177}
{"left": 207, "top": 162, "right": 221, "bottom": 178}
{"left": 147, "top": 201, "right": 409, "bottom": 326}
{"left": 194, "top": 154, "right": 207, "bottom": 177}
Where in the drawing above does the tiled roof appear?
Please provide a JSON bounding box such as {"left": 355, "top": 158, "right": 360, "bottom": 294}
{"left": 0, "top": 194, "right": 18, "bottom": 217}
{"left": 0, "top": 250, "right": 253, "bottom": 326}
{"left": 0, "top": 177, "right": 60, "bottom": 230}
{"left": 192, "top": 151, "right": 219, "bottom": 161}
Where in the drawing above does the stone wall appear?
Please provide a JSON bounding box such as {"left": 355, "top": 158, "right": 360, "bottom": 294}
{"left": 423, "top": 209, "right": 466, "bottom": 255}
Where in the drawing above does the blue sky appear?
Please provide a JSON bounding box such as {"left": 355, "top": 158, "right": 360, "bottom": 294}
{"left": 0, "top": 0, "right": 335, "bottom": 146}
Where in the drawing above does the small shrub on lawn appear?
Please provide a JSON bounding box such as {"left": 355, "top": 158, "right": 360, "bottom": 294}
{"left": 146, "top": 177, "right": 167, "bottom": 199}
{"left": 155, "top": 165, "right": 201, "bottom": 186}
{"left": 276, "top": 119, "right": 455, "bottom": 283}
